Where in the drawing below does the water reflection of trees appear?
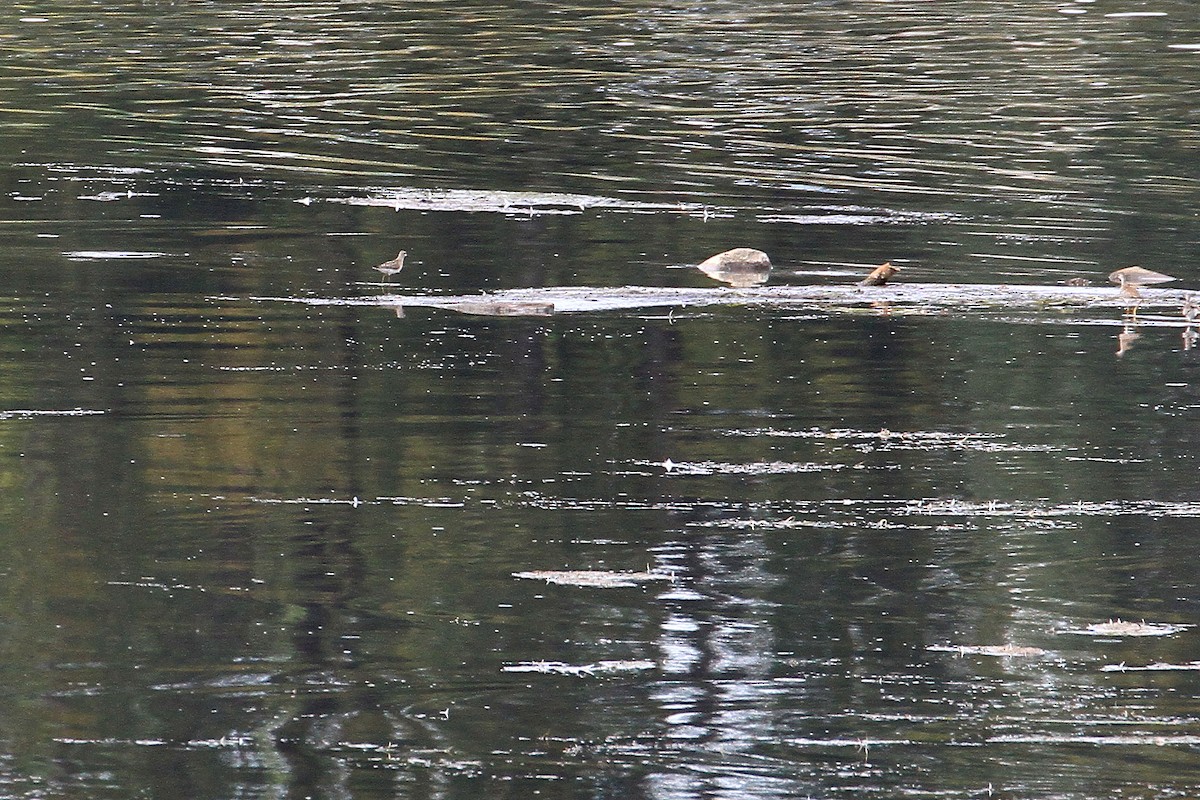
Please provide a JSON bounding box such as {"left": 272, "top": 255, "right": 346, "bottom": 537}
{"left": 5, "top": 228, "right": 1200, "bottom": 796}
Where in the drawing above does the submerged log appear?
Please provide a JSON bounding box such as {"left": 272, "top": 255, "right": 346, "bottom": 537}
{"left": 439, "top": 300, "right": 556, "bottom": 316}
{"left": 255, "top": 282, "right": 1191, "bottom": 319}
{"left": 366, "top": 282, "right": 1188, "bottom": 315}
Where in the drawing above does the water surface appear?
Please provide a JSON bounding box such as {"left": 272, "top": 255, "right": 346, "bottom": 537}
{"left": 2, "top": 1, "right": 1200, "bottom": 798}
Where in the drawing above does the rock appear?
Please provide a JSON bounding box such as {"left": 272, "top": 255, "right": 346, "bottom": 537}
{"left": 1108, "top": 266, "right": 1175, "bottom": 298}
{"left": 696, "top": 248, "right": 772, "bottom": 287}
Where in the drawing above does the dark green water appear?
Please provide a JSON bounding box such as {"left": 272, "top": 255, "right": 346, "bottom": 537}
{"left": 2, "top": 1, "right": 1200, "bottom": 798}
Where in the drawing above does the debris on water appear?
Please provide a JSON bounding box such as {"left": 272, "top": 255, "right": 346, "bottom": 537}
{"left": 653, "top": 459, "right": 847, "bottom": 476}
{"left": 501, "top": 659, "right": 657, "bottom": 676}
{"left": 927, "top": 644, "right": 1048, "bottom": 657}
{"left": 0, "top": 408, "right": 105, "bottom": 419}
{"left": 1060, "top": 619, "right": 1193, "bottom": 637}
{"left": 1101, "top": 661, "right": 1200, "bottom": 672}
{"left": 724, "top": 426, "right": 1055, "bottom": 456}
{"left": 78, "top": 190, "right": 139, "bottom": 202}
{"left": 330, "top": 188, "right": 697, "bottom": 216}
{"left": 440, "top": 300, "right": 555, "bottom": 317}
{"left": 513, "top": 569, "right": 676, "bottom": 588}
{"left": 63, "top": 250, "right": 170, "bottom": 260}
{"left": 989, "top": 733, "right": 1200, "bottom": 746}
{"left": 757, "top": 208, "right": 956, "bottom": 226}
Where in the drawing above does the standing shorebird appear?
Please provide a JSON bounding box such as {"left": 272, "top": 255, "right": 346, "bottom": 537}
{"left": 374, "top": 250, "right": 407, "bottom": 282}
{"left": 1182, "top": 294, "right": 1200, "bottom": 323}
{"left": 1108, "top": 266, "right": 1175, "bottom": 298}
{"left": 859, "top": 262, "right": 900, "bottom": 287}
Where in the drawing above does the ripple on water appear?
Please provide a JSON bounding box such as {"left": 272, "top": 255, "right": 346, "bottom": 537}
{"left": 8, "top": 0, "right": 1197, "bottom": 281}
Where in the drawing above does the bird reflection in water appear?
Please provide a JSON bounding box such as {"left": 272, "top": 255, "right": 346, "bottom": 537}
{"left": 1114, "top": 291, "right": 1196, "bottom": 355}
{"left": 695, "top": 247, "right": 771, "bottom": 287}
{"left": 1182, "top": 294, "right": 1199, "bottom": 350}
{"left": 1116, "top": 322, "right": 1140, "bottom": 357}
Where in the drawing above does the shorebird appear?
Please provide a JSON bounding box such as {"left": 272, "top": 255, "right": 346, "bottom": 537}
{"left": 374, "top": 250, "right": 407, "bottom": 282}
{"left": 1182, "top": 294, "right": 1200, "bottom": 324}
{"left": 859, "top": 262, "right": 900, "bottom": 286}
{"left": 1108, "top": 266, "right": 1175, "bottom": 298}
